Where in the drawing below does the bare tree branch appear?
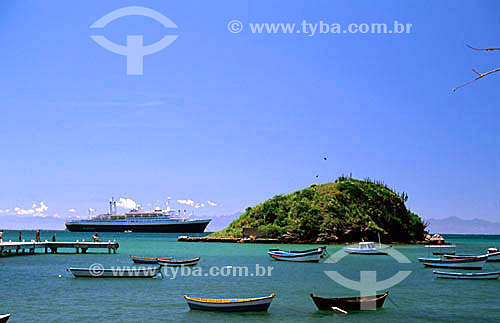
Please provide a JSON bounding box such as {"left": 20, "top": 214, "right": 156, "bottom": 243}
{"left": 453, "top": 67, "right": 500, "bottom": 92}
{"left": 467, "top": 44, "right": 500, "bottom": 51}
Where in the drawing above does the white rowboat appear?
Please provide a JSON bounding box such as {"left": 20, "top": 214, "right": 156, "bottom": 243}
{"left": 418, "top": 256, "right": 487, "bottom": 269}
{"left": 343, "top": 242, "right": 391, "bottom": 255}
{"left": 268, "top": 249, "right": 322, "bottom": 262}
{"left": 433, "top": 271, "right": 500, "bottom": 280}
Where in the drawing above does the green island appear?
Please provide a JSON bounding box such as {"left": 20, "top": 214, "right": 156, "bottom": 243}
{"left": 210, "top": 176, "right": 427, "bottom": 243}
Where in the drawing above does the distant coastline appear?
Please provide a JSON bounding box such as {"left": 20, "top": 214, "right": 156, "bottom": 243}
{"left": 425, "top": 216, "right": 500, "bottom": 235}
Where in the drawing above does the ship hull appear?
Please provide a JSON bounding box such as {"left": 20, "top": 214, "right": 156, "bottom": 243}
{"left": 65, "top": 220, "right": 210, "bottom": 233}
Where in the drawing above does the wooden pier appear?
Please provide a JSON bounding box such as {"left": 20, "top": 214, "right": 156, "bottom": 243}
{"left": 0, "top": 240, "right": 119, "bottom": 257}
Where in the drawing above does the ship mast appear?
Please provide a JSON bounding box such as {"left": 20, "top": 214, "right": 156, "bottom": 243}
{"left": 109, "top": 197, "right": 117, "bottom": 215}
{"left": 166, "top": 196, "right": 171, "bottom": 212}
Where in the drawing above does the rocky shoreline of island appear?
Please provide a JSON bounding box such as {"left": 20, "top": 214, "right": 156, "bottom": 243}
{"left": 178, "top": 233, "right": 451, "bottom": 245}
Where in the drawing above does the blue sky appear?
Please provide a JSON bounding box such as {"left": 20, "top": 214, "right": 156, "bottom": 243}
{"left": 1, "top": 0, "right": 499, "bottom": 229}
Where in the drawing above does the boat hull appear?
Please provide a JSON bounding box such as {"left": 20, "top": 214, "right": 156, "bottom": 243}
{"left": 433, "top": 251, "right": 455, "bottom": 256}
{"left": 269, "top": 247, "right": 327, "bottom": 258}
{"left": 268, "top": 251, "right": 321, "bottom": 262}
{"left": 433, "top": 271, "right": 500, "bottom": 280}
{"left": 184, "top": 294, "right": 275, "bottom": 312}
{"left": 0, "top": 314, "right": 10, "bottom": 323}
{"left": 67, "top": 267, "right": 160, "bottom": 278}
{"left": 310, "top": 291, "right": 389, "bottom": 311}
{"left": 130, "top": 256, "right": 165, "bottom": 264}
{"left": 418, "top": 257, "right": 487, "bottom": 269}
{"left": 343, "top": 249, "right": 390, "bottom": 255}
{"left": 422, "top": 262, "right": 485, "bottom": 269}
{"left": 65, "top": 220, "right": 210, "bottom": 233}
{"left": 158, "top": 257, "right": 200, "bottom": 267}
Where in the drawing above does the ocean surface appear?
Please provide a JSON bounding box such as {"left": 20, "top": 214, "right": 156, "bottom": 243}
{"left": 1, "top": 231, "right": 500, "bottom": 322}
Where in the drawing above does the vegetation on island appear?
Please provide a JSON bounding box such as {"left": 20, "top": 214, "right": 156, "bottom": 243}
{"left": 211, "top": 176, "right": 427, "bottom": 243}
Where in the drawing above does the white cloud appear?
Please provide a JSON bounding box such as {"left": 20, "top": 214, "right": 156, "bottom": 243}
{"left": 7, "top": 202, "right": 50, "bottom": 217}
{"left": 207, "top": 200, "right": 217, "bottom": 207}
{"left": 35, "top": 202, "right": 48, "bottom": 213}
{"left": 14, "top": 207, "right": 35, "bottom": 215}
{"left": 0, "top": 209, "right": 3, "bottom": 213}
{"left": 116, "top": 198, "right": 138, "bottom": 209}
{"left": 177, "top": 199, "right": 195, "bottom": 206}
{"left": 68, "top": 208, "right": 77, "bottom": 213}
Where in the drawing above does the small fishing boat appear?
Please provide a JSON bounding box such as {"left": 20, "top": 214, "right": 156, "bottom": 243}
{"left": 443, "top": 254, "right": 485, "bottom": 260}
{"left": 268, "top": 249, "right": 322, "bottom": 262}
{"left": 434, "top": 250, "right": 455, "bottom": 256}
{"left": 130, "top": 256, "right": 172, "bottom": 264}
{"left": 67, "top": 267, "right": 161, "bottom": 278}
{"left": 310, "top": 291, "right": 389, "bottom": 312}
{"left": 418, "top": 255, "right": 487, "bottom": 269}
{"left": 487, "top": 248, "right": 500, "bottom": 262}
{"left": 424, "top": 244, "right": 456, "bottom": 256}
{"left": 343, "top": 242, "right": 391, "bottom": 255}
{"left": 0, "top": 314, "right": 10, "bottom": 323}
{"left": 269, "top": 246, "right": 327, "bottom": 258}
{"left": 157, "top": 257, "right": 200, "bottom": 267}
{"left": 184, "top": 293, "right": 275, "bottom": 312}
{"left": 433, "top": 270, "right": 500, "bottom": 280}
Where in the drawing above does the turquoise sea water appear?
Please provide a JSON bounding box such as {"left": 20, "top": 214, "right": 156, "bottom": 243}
{"left": 1, "top": 231, "right": 500, "bottom": 322}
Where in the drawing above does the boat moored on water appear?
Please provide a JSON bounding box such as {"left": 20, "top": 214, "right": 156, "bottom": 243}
{"left": 67, "top": 267, "right": 161, "bottom": 278}
{"left": 65, "top": 198, "right": 211, "bottom": 233}
{"left": 418, "top": 255, "right": 487, "bottom": 269}
{"left": 157, "top": 257, "right": 200, "bottom": 267}
{"left": 310, "top": 291, "right": 389, "bottom": 312}
{"left": 130, "top": 256, "right": 172, "bottom": 264}
{"left": 433, "top": 270, "right": 500, "bottom": 280}
{"left": 443, "top": 250, "right": 500, "bottom": 262}
{"left": 268, "top": 246, "right": 327, "bottom": 257}
{"left": 184, "top": 294, "right": 275, "bottom": 312}
{"left": 343, "top": 242, "right": 391, "bottom": 255}
{"left": 0, "top": 314, "right": 10, "bottom": 323}
{"left": 267, "top": 248, "right": 322, "bottom": 262}
{"left": 424, "top": 244, "right": 456, "bottom": 255}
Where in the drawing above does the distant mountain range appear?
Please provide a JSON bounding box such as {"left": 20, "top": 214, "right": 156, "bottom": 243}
{"left": 426, "top": 216, "right": 500, "bottom": 234}
{"left": 0, "top": 215, "right": 65, "bottom": 230}
{"left": 204, "top": 212, "right": 242, "bottom": 232}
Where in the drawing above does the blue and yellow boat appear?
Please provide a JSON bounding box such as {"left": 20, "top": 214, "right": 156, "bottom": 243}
{"left": 184, "top": 293, "right": 275, "bottom": 312}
